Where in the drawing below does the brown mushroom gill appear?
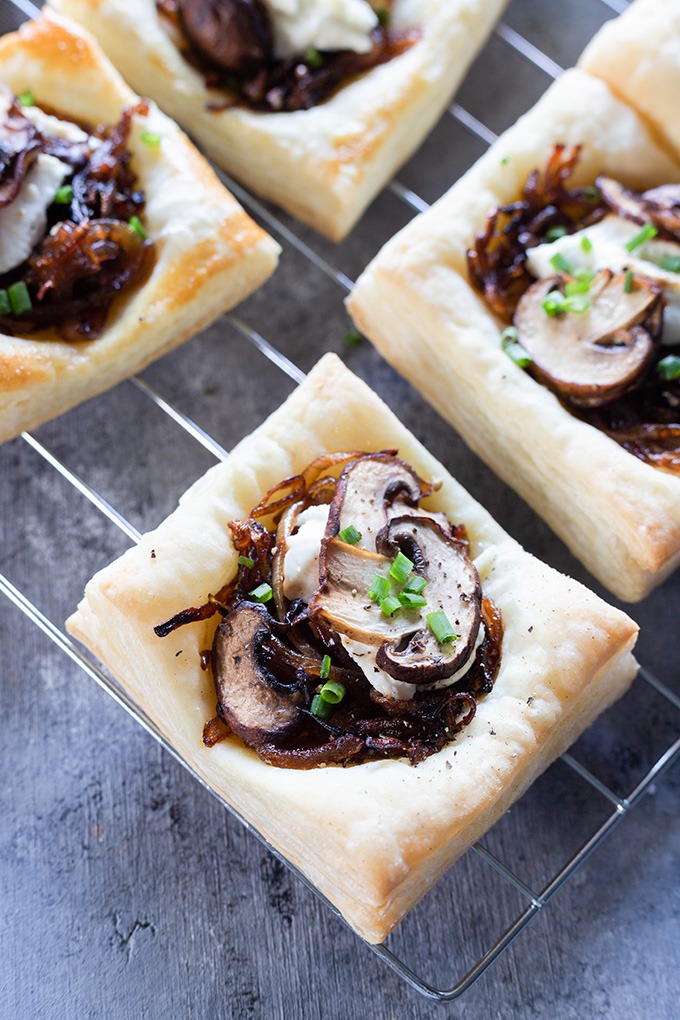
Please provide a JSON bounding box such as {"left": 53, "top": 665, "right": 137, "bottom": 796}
{"left": 514, "top": 269, "right": 663, "bottom": 408}
{"left": 597, "top": 176, "right": 680, "bottom": 240}
{"left": 309, "top": 515, "right": 481, "bottom": 685}
{"left": 178, "top": 0, "right": 273, "bottom": 75}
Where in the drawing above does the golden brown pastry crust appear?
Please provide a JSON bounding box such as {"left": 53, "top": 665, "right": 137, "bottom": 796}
{"left": 67, "top": 353, "right": 638, "bottom": 943}
{"left": 579, "top": 0, "right": 680, "bottom": 163}
{"left": 348, "top": 69, "right": 680, "bottom": 602}
{"left": 48, "top": 0, "right": 509, "bottom": 240}
{"left": 0, "top": 12, "right": 280, "bottom": 443}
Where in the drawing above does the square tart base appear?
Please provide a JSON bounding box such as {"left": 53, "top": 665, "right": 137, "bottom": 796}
{"left": 67, "top": 353, "right": 638, "bottom": 944}
{"left": 0, "top": 11, "right": 280, "bottom": 444}
{"left": 48, "top": 0, "right": 509, "bottom": 240}
{"left": 348, "top": 68, "right": 680, "bottom": 602}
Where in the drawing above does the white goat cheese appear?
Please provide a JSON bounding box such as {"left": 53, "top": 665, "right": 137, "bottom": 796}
{"left": 0, "top": 154, "right": 69, "bottom": 275}
{"left": 526, "top": 214, "right": 680, "bottom": 344}
{"left": 267, "top": 0, "right": 378, "bottom": 59}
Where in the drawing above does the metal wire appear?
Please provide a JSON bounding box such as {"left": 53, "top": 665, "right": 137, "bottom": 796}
{"left": 2, "top": 0, "right": 678, "bottom": 1003}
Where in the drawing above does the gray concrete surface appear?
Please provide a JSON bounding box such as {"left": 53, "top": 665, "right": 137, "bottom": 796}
{"left": 1, "top": 0, "right": 679, "bottom": 1017}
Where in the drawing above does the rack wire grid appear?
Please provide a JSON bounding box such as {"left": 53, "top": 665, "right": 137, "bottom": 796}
{"left": 2, "top": 0, "right": 680, "bottom": 1007}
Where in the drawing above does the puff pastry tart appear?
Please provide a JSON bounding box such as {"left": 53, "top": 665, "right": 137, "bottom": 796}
{"left": 579, "top": 0, "right": 680, "bottom": 164}
{"left": 348, "top": 68, "right": 680, "bottom": 602}
{"left": 67, "top": 353, "right": 638, "bottom": 943}
{"left": 0, "top": 11, "right": 279, "bottom": 444}
{"left": 47, "top": 0, "right": 509, "bottom": 240}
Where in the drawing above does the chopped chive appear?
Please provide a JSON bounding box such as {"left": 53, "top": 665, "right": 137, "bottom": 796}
{"left": 583, "top": 185, "right": 601, "bottom": 204}
{"left": 541, "top": 291, "right": 589, "bottom": 317}
{"left": 500, "top": 325, "right": 518, "bottom": 344}
{"left": 624, "top": 269, "right": 634, "bottom": 294}
{"left": 140, "top": 129, "right": 161, "bottom": 147}
{"left": 502, "top": 339, "right": 533, "bottom": 368}
{"left": 319, "top": 654, "right": 331, "bottom": 679}
{"left": 344, "top": 328, "right": 363, "bottom": 347}
{"left": 338, "top": 524, "right": 361, "bottom": 545}
{"left": 249, "top": 582, "right": 273, "bottom": 603}
{"left": 564, "top": 278, "right": 590, "bottom": 296}
{"left": 310, "top": 694, "right": 333, "bottom": 722}
{"left": 564, "top": 294, "right": 590, "bottom": 314}
{"left": 389, "top": 551, "right": 413, "bottom": 585}
{"left": 500, "top": 156, "right": 509, "bottom": 166}
{"left": 319, "top": 679, "right": 345, "bottom": 704}
{"left": 541, "top": 292, "right": 564, "bottom": 317}
{"left": 403, "top": 575, "right": 427, "bottom": 595}
{"left": 625, "top": 222, "right": 658, "bottom": 252}
{"left": 398, "top": 591, "right": 427, "bottom": 609}
{"left": 580, "top": 235, "right": 593, "bottom": 254}
{"left": 660, "top": 254, "right": 680, "bottom": 273}
{"left": 550, "top": 252, "right": 571, "bottom": 274}
{"left": 657, "top": 354, "right": 680, "bottom": 380}
{"left": 379, "top": 594, "right": 402, "bottom": 617}
{"left": 426, "top": 610, "right": 457, "bottom": 645}
{"left": 129, "top": 214, "right": 148, "bottom": 240}
{"left": 53, "top": 184, "right": 73, "bottom": 205}
{"left": 304, "top": 48, "right": 324, "bottom": 69}
{"left": 545, "top": 226, "right": 567, "bottom": 242}
{"left": 574, "top": 268, "right": 594, "bottom": 284}
{"left": 237, "top": 555, "right": 254, "bottom": 568}
{"left": 8, "top": 281, "right": 32, "bottom": 315}
{"left": 0, "top": 289, "right": 10, "bottom": 316}
{"left": 17, "top": 89, "right": 34, "bottom": 107}
{"left": 376, "top": 8, "right": 390, "bottom": 26}
{"left": 367, "top": 574, "right": 391, "bottom": 602}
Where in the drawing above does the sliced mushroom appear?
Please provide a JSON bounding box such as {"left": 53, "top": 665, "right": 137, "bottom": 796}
{"left": 514, "top": 269, "right": 663, "bottom": 407}
{"left": 178, "top": 0, "right": 273, "bottom": 76}
{"left": 598, "top": 176, "right": 680, "bottom": 239}
{"left": 309, "top": 516, "right": 481, "bottom": 685}
{"left": 211, "top": 602, "right": 303, "bottom": 745}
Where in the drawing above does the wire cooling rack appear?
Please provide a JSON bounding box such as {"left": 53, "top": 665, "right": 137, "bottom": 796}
{"left": 2, "top": 0, "right": 680, "bottom": 1005}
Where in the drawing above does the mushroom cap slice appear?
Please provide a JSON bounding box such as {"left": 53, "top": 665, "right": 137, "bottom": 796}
{"left": 309, "top": 516, "right": 481, "bottom": 685}
{"left": 598, "top": 176, "right": 680, "bottom": 239}
{"left": 211, "top": 602, "right": 303, "bottom": 745}
{"left": 178, "top": 0, "right": 273, "bottom": 76}
{"left": 514, "top": 269, "right": 663, "bottom": 408}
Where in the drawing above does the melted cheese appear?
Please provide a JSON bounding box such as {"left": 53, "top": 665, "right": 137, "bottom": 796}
{"left": 267, "top": 0, "right": 378, "bottom": 59}
{"left": 526, "top": 214, "right": 680, "bottom": 344}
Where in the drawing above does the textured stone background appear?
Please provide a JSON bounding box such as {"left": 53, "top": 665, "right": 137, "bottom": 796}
{"left": 1, "top": 1, "right": 679, "bottom": 1017}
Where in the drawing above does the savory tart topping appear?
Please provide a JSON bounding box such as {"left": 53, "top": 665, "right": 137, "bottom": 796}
{"left": 468, "top": 146, "right": 680, "bottom": 473}
{"left": 0, "top": 85, "right": 156, "bottom": 341}
{"left": 514, "top": 269, "right": 663, "bottom": 407}
{"left": 158, "top": 0, "right": 416, "bottom": 113}
{"left": 155, "top": 452, "right": 503, "bottom": 768}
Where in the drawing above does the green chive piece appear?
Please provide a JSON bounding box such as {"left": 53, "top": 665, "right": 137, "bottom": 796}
{"left": 660, "top": 254, "right": 680, "bottom": 273}
{"left": 545, "top": 226, "right": 567, "bottom": 242}
{"left": 304, "top": 48, "right": 324, "bottom": 69}
{"left": 564, "top": 294, "right": 590, "bottom": 314}
{"left": 140, "top": 130, "right": 161, "bottom": 147}
{"left": 500, "top": 325, "right": 518, "bottom": 344}
{"left": 0, "top": 289, "right": 10, "bottom": 316}
{"left": 379, "top": 594, "right": 402, "bottom": 617}
{"left": 338, "top": 524, "right": 362, "bottom": 545}
{"left": 129, "top": 215, "right": 148, "bottom": 240}
{"left": 320, "top": 679, "right": 345, "bottom": 704}
{"left": 564, "top": 278, "right": 590, "bottom": 296}
{"left": 389, "top": 551, "right": 413, "bottom": 585}
{"left": 367, "top": 574, "right": 391, "bottom": 602}
{"left": 580, "top": 235, "right": 593, "bottom": 254}
{"left": 426, "top": 610, "right": 457, "bottom": 645}
{"left": 403, "top": 575, "right": 427, "bottom": 595}
{"left": 657, "top": 354, "right": 680, "bottom": 380}
{"left": 398, "top": 591, "right": 427, "bottom": 609}
{"left": 501, "top": 332, "right": 533, "bottom": 368}
{"left": 376, "top": 8, "right": 390, "bottom": 26}
{"left": 550, "top": 252, "right": 571, "bottom": 274}
{"left": 8, "top": 281, "right": 32, "bottom": 315}
{"left": 310, "top": 694, "right": 333, "bottom": 722}
{"left": 625, "top": 222, "right": 658, "bottom": 252}
{"left": 583, "top": 185, "right": 601, "bottom": 204}
{"left": 17, "top": 90, "right": 34, "bottom": 107}
{"left": 319, "top": 654, "right": 331, "bottom": 680}
{"left": 53, "top": 184, "right": 73, "bottom": 205}
{"left": 624, "top": 269, "right": 634, "bottom": 294}
{"left": 574, "top": 268, "right": 594, "bottom": 284}
{"left": 500, "top": 156, "right": 509, "bottom": 166}
{"left": 344, "top": 328, "right": 363, "bottom": 347}
{"left": 541, "top": 292, "right": 564, "bottom": 317}
{"left": 237, "top": 555, "right": 254, "bottom": 568}
{"left": 249, "top": 582, "right": 273, "bottom": 603}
